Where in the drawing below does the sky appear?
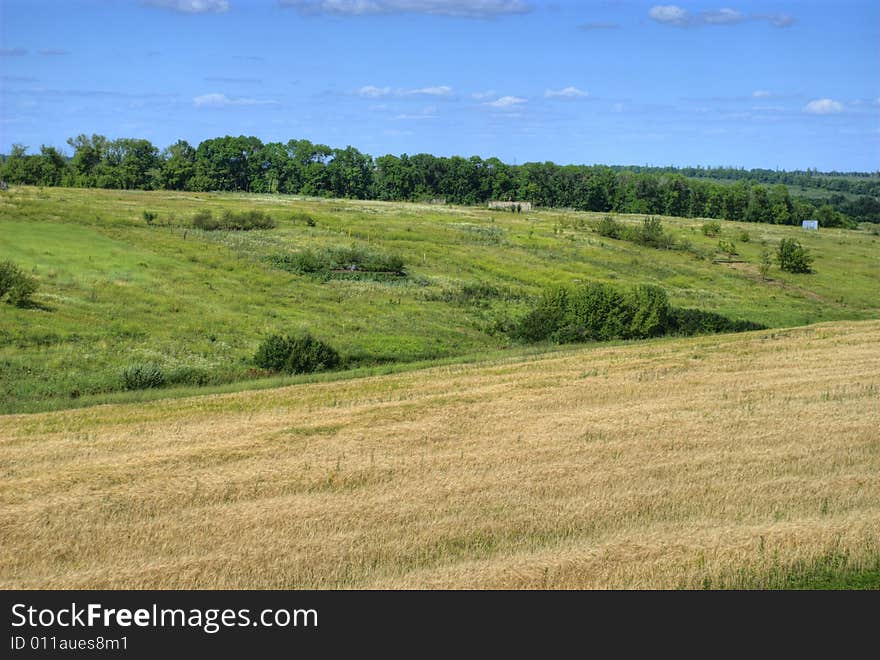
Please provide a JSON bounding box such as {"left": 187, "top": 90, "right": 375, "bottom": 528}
{"left": 1, "top": 0, "right": 878, "bottom": 171}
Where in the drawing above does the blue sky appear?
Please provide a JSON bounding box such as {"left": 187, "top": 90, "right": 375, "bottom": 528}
{"left": 1, "top": 0, "right": 878, "bottom": 170}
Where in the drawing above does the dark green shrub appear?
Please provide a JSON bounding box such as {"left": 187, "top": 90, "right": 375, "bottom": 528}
{"left": 121, "top": 363, "right": 166, "bottom": 390}
{"left": 512, "top": 286, "right": 569, "bottom": 342}
{"left": 192, "top": 209, "right": 275, "bottom": 231}
{"left": 701, "top": 221, "right": 721, "bottom": 237}
{"left": 777, "top": 238, "right": 813, "bottom": 273}
{"left": 192, "top": 209, "right": 220, "bottom": 230}
{"left": 560, "top": 282, "right": 630, "bottom": 342}
{"left": 631, "top": 216, "right": 675, "bottom": 249}
{"left": 254, "top": 332, "right": 340, "bottom": 374}
{"left": 0, "top": 260, "right": 38, "bottom": 307}
{"left": 142, "top": 210, "right": 157, "bottom": 225}
{"left": 625, "top": 284, "right": 670, "bottom": 338}
{"left": 596, "top": 215, "right": 621, "bottom": 239}
{"left": 268, "top": 246, "right": 405, "bottom": 278}
{"left": 254, "top": 334, "right": 296, "bottom": 371}
{"left": 220, "top": 209, "right": 275, "bottom": 230}
{"left": 669, "top": 309, "right": 765, "bottom": 336}
{"left": 285, "top": 333, "right": 341, "bottom": 374}
{"left": 514, "top": 280, "right": 761, "bottom": 345}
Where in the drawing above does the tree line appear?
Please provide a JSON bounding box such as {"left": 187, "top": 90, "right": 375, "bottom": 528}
{"left": 606, "top": 165, "right": 880, "bottom": 197}
{"left": 2, "top": 134, "right": 876, "bottom": 225}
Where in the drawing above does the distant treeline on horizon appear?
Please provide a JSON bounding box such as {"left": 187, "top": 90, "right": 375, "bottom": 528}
{"left": 2, "top": 134, "right": 879, "bottom": 225}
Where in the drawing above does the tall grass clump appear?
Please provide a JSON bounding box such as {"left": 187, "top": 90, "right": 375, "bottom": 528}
{"left": 121, "top": 363, "right": 166, "bottom": 390}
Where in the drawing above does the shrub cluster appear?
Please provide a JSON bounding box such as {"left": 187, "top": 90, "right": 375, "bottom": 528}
{"left": 268, "top": 246, "right": 405, "bottom": 278}
{"left": 254, "top": 332, "right": 341, "bottom": 374}
{"left": 596, "top": 215, "right": 621, "bottom": 239}
{"left": 0, "top": 261, "right": 38, "bottom": 307}
{"left": 668, "top": 308, "right": 766, "bottom": 335}
{"left": 595, "top": 216, "right": 677, "bottom": 249}
{"left": 514, "top": 282, "right": 670, "bottom": 343}
{"left": 192, "top": 209, "right": 276, "bottom": 231}
{"left": 777, "top": 238, "right": 813, "bottom": 273}
{"left": 701, "top": 221, "right": 721, "bottom": 237}
{"left": 514, "top": 281, "right": 764, "bottom": 344}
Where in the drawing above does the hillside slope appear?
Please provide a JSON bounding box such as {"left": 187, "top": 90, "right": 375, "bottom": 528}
{"left": 2, "top": 320, "right": 878, "bottom": 589}
{"left": 1, "top": 186, "right": 878, "bottom": 413}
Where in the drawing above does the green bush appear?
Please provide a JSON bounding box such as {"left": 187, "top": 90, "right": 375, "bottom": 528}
{"left": 596, "top": 215, "right": 621, "bottom": 239}
{"left": 0, "top": 260, "right": 38, "bottom": 307}
{"left": 291, "top": 212, "right": 316, "bottom": 226}
{"left": 268, "top": 246, "right": 405, "bottom": 278}
{"left": 701, "top": 221, "right": 721, "bottom": 237}
{"left": 254, "top": 332, "right": 340, "bottom": 374}
{"left": 515, "top": 281, "right": 762, "bottom": 344}
{"left": 192, "top": 209, "right": 220, "bottom": 230}
{"left": 142, "top": 210, "right": 157, "bottom": 225}
{"left": 625, "top": 284, "right": 670, "bottom": 338}
{"left": 627, "top": 216, "right": 676, "bottom": 249}
{"left": 777, "top": 238, "right": 813, "bottom": 273}
{"left": 513, "top": 286, "right": 569, "bottom": 342}
{"left": 559, "top": 282, "right": 631, "bottom": 342}
{"left": 192, "top": 209, "right": 275, "bottom": 231}
{"left": 669, "top": 309, "right": 765, "bottom": 336}
{"left": 121, "top": 363, "right": 166, "bottom": 390}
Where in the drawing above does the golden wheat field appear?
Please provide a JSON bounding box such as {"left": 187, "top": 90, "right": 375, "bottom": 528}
{"left": 2, "top": 320, "right": 879, "bottom": 589}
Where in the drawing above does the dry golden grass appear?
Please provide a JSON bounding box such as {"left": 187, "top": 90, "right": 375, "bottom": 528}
{"left": 2, "top": 321, "right": 879, "bottom": 589}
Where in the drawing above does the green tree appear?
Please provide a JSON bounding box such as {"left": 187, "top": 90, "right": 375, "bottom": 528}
{"left": 159, "top": 140, "right": 196, "bottom": 190}
{"left": 746, "top": 184, "right": 772, "bottom": 223}
{"left": 777, "top": 238, "right": 813, "bottom": 273}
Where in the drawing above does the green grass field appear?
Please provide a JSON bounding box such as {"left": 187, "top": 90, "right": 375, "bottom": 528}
{"left": 2, "top": 185, "right": 878, "bottom": 413}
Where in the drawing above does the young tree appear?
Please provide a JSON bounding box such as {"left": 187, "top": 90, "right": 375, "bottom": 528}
{"left": 777, "top": 238, "right": 813, "bottom": 273}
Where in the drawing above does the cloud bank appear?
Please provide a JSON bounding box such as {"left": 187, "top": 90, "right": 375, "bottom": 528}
{"left": 281, "top": 0, "right": 532, "bottom": 19}
{"left": 648, "top": 5, "right": 794, "bottom": 28}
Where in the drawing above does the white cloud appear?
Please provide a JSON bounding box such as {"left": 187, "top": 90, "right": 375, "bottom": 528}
{"left": 404, "top": 85, "right": 453, "bottom": 97}
{"left": 356, "top": 85, "right": 453, "bottom": 98}
{"left": 357, "top": 85, "right": 392, "bottom": 98}
{"left": 471, "top": 90, "right": 496, "bottom": 100}
{"left": 804, "top": 98, "right": 844, "bottom": 115}
{"left": 484, "top": 95, "right": 526, "bottom": 108}
{"left": 280, "top": 0, "right": 532, "bottom": 18}
{"left": 143, "top": 0, "right": 230, "bottom": 13}
{"left": 0, "top": 48, "right": 28, "bottom": 56}
{"left": 193, "top": 93, "right": 277, "bottom": 107}
{"left": 545, "top": 86, "right": 587, "bottom": 99}
{"left": 701, "top": 8, "right": 744, "bottom": 25}
{"left": 754, "top": 13, "right": 795, "bottom": 27}
{"left": 648, "top": 5, "right": 689, "bottom": 25}
{"left": 752, "top": 90, "right": 771, "bottom": 98}
{"left": 649, "top": 5, "right": 794, "bottom": 28}
{"left": 38, "top": 48, "right": 69, "bottom": 56}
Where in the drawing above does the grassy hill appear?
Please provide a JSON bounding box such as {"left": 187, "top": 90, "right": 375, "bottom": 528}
{"left": 2, "top": 320, "right": 878, "bottom": 589}
{"left": 1, "top": 185, "right": 878, "bottom": 413}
